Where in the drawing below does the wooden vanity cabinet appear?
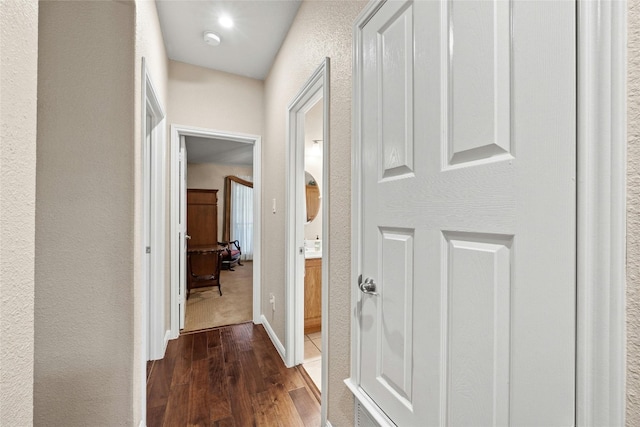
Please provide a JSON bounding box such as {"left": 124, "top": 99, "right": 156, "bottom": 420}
{"left": 304, "top": 257, "right": 322, "bottom": 334}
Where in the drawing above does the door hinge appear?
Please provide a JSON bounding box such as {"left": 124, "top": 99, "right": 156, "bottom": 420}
{"left": 146, "top": 246, "right": 151, "bottom": 254}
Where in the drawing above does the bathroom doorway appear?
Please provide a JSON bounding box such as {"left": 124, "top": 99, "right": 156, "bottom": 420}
{"left": 300, "top": 97, "right": 323, "bottom": 390}
{"left": 285, "top": 59, "right": 329, "bottom": 416}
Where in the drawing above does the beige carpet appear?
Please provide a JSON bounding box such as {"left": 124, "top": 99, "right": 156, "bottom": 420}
{"left": 183, "top": 261, "right": 253, "bottom": 333}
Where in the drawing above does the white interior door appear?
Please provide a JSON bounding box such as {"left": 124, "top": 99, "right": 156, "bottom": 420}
{"left": 179, "top": 135, "right": 187, "bottom": 330}
{"left": 144, "top": 113, "right": 152, "bottom": 358}
{"left": 356, "top": 0, "right": 576, "bottom": 425}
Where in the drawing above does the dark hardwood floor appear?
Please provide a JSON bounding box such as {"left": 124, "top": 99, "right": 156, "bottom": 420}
{"left": 147, "top": 322, "right": 320, "bottom": 427}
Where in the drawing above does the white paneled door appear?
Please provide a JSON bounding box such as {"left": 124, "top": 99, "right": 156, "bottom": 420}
{"left": 355, "top": 0, "right": 576, "bottom": 425}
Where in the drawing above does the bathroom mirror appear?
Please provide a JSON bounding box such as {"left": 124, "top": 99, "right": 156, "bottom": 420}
{"left": 305, "top": 171, "right": 320, "bottom": 223}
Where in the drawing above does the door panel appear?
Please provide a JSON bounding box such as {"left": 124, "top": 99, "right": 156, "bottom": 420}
{"left": 377, "top": 228, "right": 414, "bottom": 404}
{"left": 448, "top": 0, "right": 511, "bottom": 165}
{"left": 357, "top": 0, "right": 576, "bottom": 425}
{"left": 444, "top": 232, "right": 512, "bottom": 426}
{"left": 379, "top": 0, "right": 413, "bottom": 180}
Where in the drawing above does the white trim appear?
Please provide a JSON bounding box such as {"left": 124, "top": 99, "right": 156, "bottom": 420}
{"left": 285, "top": 58, "right": 330, "bottom": 368}
{"left": 138, "top": 420, "right": 146, "bottom": 427}
{"left": 170, "top": 124, "right": 262, "bottom": 338}
{"left": 319, "top": 59, "right": 331, "bottom": 427}
{"left": 576, "top": 1, "right": 627, "bottom": 425}
{"left": 350, "top": 0, "right": 379, "bottom": 391}
{"left": 285, "top": 59, "right": 330, "bottom": 426}
{"left": 140, "top": 56, "right": 167, "bottom": 427}
{"left": 260, "top": 314, "right": 287, "bottom": 363}
{"left": 348, "top": 1, "right": 627, "bottom": 425}
{"left": 142, "top": 57, "right": 167, "bottom": 362}
{"left": 163, "top": 329, "right": 171, "bottom": 354}
{"left": 325, "top": 421, "right": 333, "bottom": 427}
{"left": 345, "top": 379, "right": 394, "bottom": 427}
{"left": 252, "top": 140, "right": 263, "bottom": 324}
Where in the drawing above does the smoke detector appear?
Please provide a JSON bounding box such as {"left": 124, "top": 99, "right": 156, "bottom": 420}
{"left": 203, "top": 31, "right": 221, "bottom": 46}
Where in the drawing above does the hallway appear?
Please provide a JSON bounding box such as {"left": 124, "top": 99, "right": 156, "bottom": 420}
{"left": 147, "top": 323, "right": 320, "bottom": 426}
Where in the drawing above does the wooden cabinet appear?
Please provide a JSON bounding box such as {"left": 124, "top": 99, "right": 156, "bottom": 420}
{"left": 187, "top": 189, "right": 218, "bottom": 291}
{"left": 304, "top": 257, "right": 322, "bottom": 334}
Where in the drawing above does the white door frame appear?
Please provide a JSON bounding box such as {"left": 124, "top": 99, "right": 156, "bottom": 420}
{"left": 140, "top": 57, "right": 167, "bottom": 427}
{"left": 170, "top": 124, "right": 263, "bottom": 338}
{"left": 347, "top": 1, "right": 626, "bottom": 426}
{"left": 285, "top": 59, "right": 330, "bottom": 424}
{"left": 142, "top": 58, "right": 167, "bottom": 363}
{"left": 575, "top": 1, "right": 626, "bottom": 425}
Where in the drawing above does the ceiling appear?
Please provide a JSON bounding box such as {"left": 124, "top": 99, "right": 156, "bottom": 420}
{"left": 158, "top": 1, "right": 301, "bottom": 163}
{"left": 185, "top": 136, "right": 254, "bottom": 165}
{"left": 156, "top": 0, "right": 302, "bottom": 80}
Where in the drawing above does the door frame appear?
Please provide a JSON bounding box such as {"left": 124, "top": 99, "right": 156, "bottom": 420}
{"left": 140, "top": 57, "right": 167, "bottom": 427}
{"left": 142, "top": 58, "right": 167, "bottom": 362}
{"left": 170, "top": 125, "right": 263, "bottom": 337}
{"left": 347, "top": 1, "right": 627, "bottom": 426}
{"left": 284, "top": 59, "right": 330, "bottom": 423}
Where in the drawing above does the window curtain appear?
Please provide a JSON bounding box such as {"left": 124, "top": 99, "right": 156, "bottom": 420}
{"left": 231, "top": 178, "right": 253, "bottom": 260}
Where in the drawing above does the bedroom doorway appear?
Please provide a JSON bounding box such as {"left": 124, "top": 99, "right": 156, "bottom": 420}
{"left": 170, "top": 125, "right": 262, "bottom": 337}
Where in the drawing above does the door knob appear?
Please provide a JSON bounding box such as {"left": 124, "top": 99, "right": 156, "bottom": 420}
{"left": 185, "top": 234, "right": 191, "bottom": 240}
{"left": 358, "top": 274, "right": 378, "bottom": 296}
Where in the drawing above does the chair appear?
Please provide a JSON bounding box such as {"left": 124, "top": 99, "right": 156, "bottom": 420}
{"left": 218, "top": 240, "right": 242, "bottom": 271}
{"left": 187, "top": 247, "right": 223, "bottom": 297}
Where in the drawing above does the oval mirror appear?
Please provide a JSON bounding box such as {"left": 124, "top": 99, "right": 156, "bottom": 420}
{"left": 305, "top": 171, "right": 321, "bottom": 223}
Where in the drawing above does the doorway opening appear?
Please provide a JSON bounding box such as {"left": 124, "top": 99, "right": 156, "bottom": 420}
{"left": 285, "top": 59, "right": 330, "bottom": 422}
{"left": 170, "top": 126, "right": 262, "bottom": 337}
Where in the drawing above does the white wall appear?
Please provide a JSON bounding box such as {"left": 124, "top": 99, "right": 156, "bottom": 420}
{"left": 34, "top": 1, "right": 169, "bottom": 425}
{"left": 0, "top": 1, "right": 38, "bottom": 424}
{"left": 187, "top": 162, "right": 253, "bottom": 241}
{"left": 168, "top": 60, "right": 263, "bottom": 136}
{"left": 628, "top": 0, "right": 640, "bottom": 424}
{"left": 35, "top": 2, "right": 135, "bottom": 424}
{"left": 262, "top": 1, "right": 366, "bottom": 424}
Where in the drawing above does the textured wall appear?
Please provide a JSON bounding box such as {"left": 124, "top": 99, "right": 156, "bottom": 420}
{"left": 168, "top": 60, "right": 263, "bottom": 136}
{"left": 35, "top": 2, "right": 136, "bottom": 425}
{"left": 262, "top": 1, "right": 366, "bottom": 425}
{"left": 0, "top": 1, "right": 38, "bottom": 424}
{"left": 187, "top": 162, "right": 253, "bottom": 241}
{"left": 134, "top": 0, "right": 169, "bottom": 424}
{"left": 628, "top": 0, "right": 640, "bottom": 424}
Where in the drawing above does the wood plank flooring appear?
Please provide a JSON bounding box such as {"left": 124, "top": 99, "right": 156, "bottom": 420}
{"left": 147, "top": 322, "right": 320, "bottom": 427}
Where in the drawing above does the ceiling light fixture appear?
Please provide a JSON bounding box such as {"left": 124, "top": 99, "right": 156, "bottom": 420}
{"left": 219, "top": 15, "right": 234, "bottom": 29}
{"left": 203, "top": 31, "right": 221, "bottom": 46}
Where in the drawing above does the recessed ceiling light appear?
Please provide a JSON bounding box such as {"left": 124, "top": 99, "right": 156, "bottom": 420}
{"left": 203, "top": 31, "right": 221, "bottom": 46}
{"left": 219, "top": 15, "right": 234, "bottom": 29}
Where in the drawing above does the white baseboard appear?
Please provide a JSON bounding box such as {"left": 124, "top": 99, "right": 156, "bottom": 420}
{"left": 325, "top": 421, "right": 333, "bottom": 427}
{"left": 163, "top": 329, "right": 171, "bottom": 353}
{"left": 260, "top": 314, "right": 286, "bottom": 363}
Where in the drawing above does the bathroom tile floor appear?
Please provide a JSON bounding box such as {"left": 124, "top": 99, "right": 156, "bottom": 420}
{"left": 303, "top": 331, "right": 322, "bottom": 391}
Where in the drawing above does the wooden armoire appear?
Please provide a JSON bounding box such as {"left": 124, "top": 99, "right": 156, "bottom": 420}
{"left": 186, "top": 189, "right": 218, "bottom": 289}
